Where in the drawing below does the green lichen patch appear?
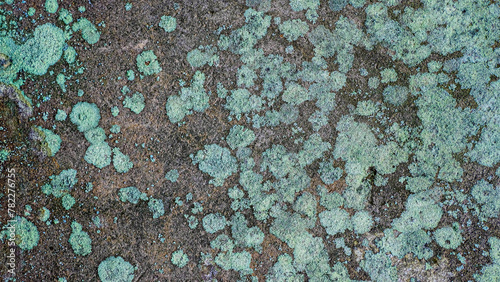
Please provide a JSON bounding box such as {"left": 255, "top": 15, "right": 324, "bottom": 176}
{"left": 123, "top": 92, "right": 145, "bottom": 114}
{"left": 69, "top": 221, "right": 92, "bottom": 256}
{"left": 98, "top": 256, "right": 135, "bottom": 282}
{"left": 159, "top": 15, "right": 177, "bottom": 33}
{"left": 136, "top": 50, "right": 162, "bottom": 76}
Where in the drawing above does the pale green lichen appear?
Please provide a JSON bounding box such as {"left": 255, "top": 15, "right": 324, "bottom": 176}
{"left": 166, "top": 71, "right": 208, "bottom": 123}
{"left": 69, "top": 221, "right": 92, "bottom": 256}
{"left": 72, "top": 18, "right": 100, "bottom": 44}
{"left": 112, "top": 147, "right": 133, "bottom": 173}
{"left": 84, "top": 142, "right": 112, "bottom": 169}
{"left": 171, "top": 249, "right": 189, "bottom": 268}
{"left": 159, "top": 16, "right": 177, "bottom": 33}
{"left": 192, "top": 144, "right": 237, "bottom": 186}
{"left": 45, "top": 0, "right": 58, "bottom": 14}
{"left": 148, "top": 198, "right": 165, "bottom": 219}
{"left": 202, "top": 213, "right": 227, "bottom": 234}
{"left": 98, "top": 256, "right": 134, "bottom": 282}
{"left": 165, "top": 169, "right": 179, "bottom": 182}
{"left": 123, "top": 92, "right": 145, "bottom": 114}
{"left": 61, "top": 194, "right": 75, "bottom": 210}
{"left": 118, "top": 187, "right": 147, "bottom": 204}
{"left": 84, "top": 127, "right": 106, "bottom": 144}
{"left": 136, "top": 50, "right": 161, "bottom": 76}
{"left": 70, "top": 102, "right": 101, "bottom": 132}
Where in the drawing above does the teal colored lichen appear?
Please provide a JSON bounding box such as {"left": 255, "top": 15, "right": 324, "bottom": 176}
{"left": 215, "top": 250, "right": 253, "bottom": 275}
{"left": 202, "top": 213, "right": 227, "bottom": 234}
{"left": 69, "top": 221, "right": 92, "bottom": 256}
{"left": 297, "top": 133, "right": 331, "bottom": 167}
{"left": 466, "top": 117, "right": 500, "bottom": 167}
{"left": 98, "top": 256, "right": 135, "bottom": 282}
{"left": 266, "top": 254, "right": 305, "bottom": 281}
{"left": 70, "top": 102, "right": 101, "bottom": 132}
{"left": 282, "top": 82, "right": 309, "bottom": 105}
{"left": 136, "top": 50, "right": 162, "bottom": 76}
{"left": 61, "top": 194, "right": 75, "bottom": 210}
{"left": 55, "top": 109, "right": 67, "bottom": 121}
{"left": 289, "top": 0, "right": 319, "bottom": 22}
{"left": 278, "top": 19, "right": 309, "bottom": 41}
{"left": 434, "top": 224, "right": 463, "bottom": 249}
{"left": 379, "top": 228, "right": 433, "bottom": 260}
{"left": 159, "top": 15, "right": 177, "bottom": 33}
{"left": 111, "top": 106, "right": 120, "bottom": 117}
{"left": 118, "top": 187, "right": 147, "bottom": 204}
{"left": 333, "top": 115, "right": 408, "bottom": 189}
{"left": 148, "top": 198, "right": 165, "bottom": 219}
{"left": 110, "top": 125, "right": 121, "bottom": 134}
{"left": 21, "top": 23, "right": 67, "bottom": 76}
{"left": 226, "top": 125, "right": 255, "bottom": 150}
{"left": 28, "top": 7, "right": 36, "bottom": 16}
{"left": 225, "top": 88, "right": 263, "bottom": 120}
{"left": 471, "top": 179, "right": 500, "bottom": 221}
{"left": 11, "top": 216, "right": 39, "bottom": 251}
{"left": 231, "top": 212, "right": 265, "bottom": 251}
{"left": 126, "top": 70, "right": 135, "bottom": 81}
{"left": 35, "top": 126, "right": 61, "bottom": 157}
{"left": 84, "top": 127, "right": 106, "bottom": 144}
{"left": 56, "top": 73, "right": 66, "bottom": 92}
{"left": 318, "top": 161, "right": 343, "bottom": 184}
{"left": 85, "top": 142, "right": 112, "bottom": 169}
{"left": 351, "top": 210, "right": 374, "bottom": 234}
{"left": 382, "top": 85, "right": 408, "bottom": 106}
{"left": 0, "top": 216, "right": 40, "bottom": 251}
{"left": 350, "top": 0, "right": 365, "bottom": 8}
{"left": 123, "top": 92, "right": 145, "bottom": 114}
{"left": 112, "top": 147, "right": 133, "bottom": 173}
{"left": 361, "top": 251, "right": 397, "bottom": 282}
{"left": 317, "top": 185, "right": 344, "bottom": 210}
{"left": 165, "top": 169, "right": 179, "bottom": 182}
{"left": 45, "top": 0, "right": 58, "bottom": 14}
{"left": 368, "top": 76, "right": 379, "bottom": 89}
{"left": 171, "top": 249, "right": 189, "bottom": 268}
{"left": 166, "top": 71, "right": 208, "bottom": 123}
{"left": 380, "top": 68, "right": 397, "bottom": 83}
{"left": 293, "top": 192, "right": 316, "bottom": 218}
{"left": 72, "top": 18, "right": 100, "bottom": 44}
{"left": 186, "top": 45, "right": 218, "bottom": 68}
{"left": 59, "top": 8, "right": 73, "bottom": 25}
{"left": 392, "top": 189, "right": 443, "bottom": 233}
{"left": 319, "top": 208, "right": 351, "bottom": 236}
{"left": 211, "top": 234, "right": 234, "bottom": 252}
{"left": 48, "top": 169, "right": 78, "bottom": 198}
{"left": 38, "top": 207, "right": 50, "bottom": 222}
{"left": 237, "top": 65, "right": 257, "bottom": 87}
{"left": 64, "top": 46, "right": 76, "bottom": 64}
{"left": 185, "top": 215, "right": 198, "bottom": 229}
{"left": 329, "top": 0, "right": 348, "bottom": 11}
{"left": 475, "top": 237, "right": 500, "bottom": 281}
{"left": 192, "top": 144, "right": 237, "bottom": 186}
{"left": 355, "top": 100, "right": 378, "bottom": 116}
